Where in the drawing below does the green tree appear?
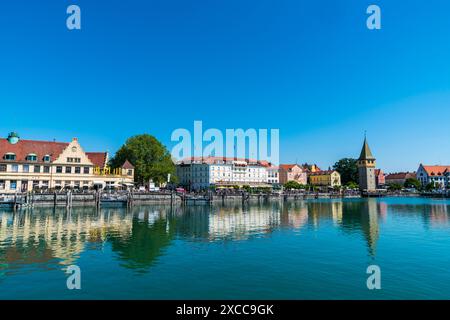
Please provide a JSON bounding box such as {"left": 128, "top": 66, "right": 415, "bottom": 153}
{"left": 404, "top": 178, "right": 421, "bottom": 190}
{"left": 284, "top": 181, "right": 302, "bottom": 190}
{"left": 345, "top": 181, "right": 359, "bottom": 189}
{"left": 333, "top": 158, "right": 359, "bottom": 185}
{"left": 425, "top": 182, "right": 437, "bottom": 191}
{"left": 109, "top": 134, "right": 176, "bottom": 185}
{"left": 388, "top": 183, "right": 403, "bottom": 191}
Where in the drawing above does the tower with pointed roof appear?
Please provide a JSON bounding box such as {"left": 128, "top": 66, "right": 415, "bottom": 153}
{"left": 357, "top": 136, "right": 376, "bottom": 191}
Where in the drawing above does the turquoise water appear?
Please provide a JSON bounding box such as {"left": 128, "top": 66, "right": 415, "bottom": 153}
{"left": 0, "top": 197, "right": 449, "bottom": 299}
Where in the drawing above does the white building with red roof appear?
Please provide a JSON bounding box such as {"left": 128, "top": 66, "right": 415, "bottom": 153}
{"left": 416, "top": 164, "right": 450, "bottom": 189}
{"left": 176, "top": 156, "right": 271, "bottom": 190}
{"left": 0, "top": 132, "right": 134, "bottom": 193}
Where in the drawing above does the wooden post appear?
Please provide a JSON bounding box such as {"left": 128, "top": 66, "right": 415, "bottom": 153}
{"left": 66, "top": 191, "right": 71, "bottom": 208}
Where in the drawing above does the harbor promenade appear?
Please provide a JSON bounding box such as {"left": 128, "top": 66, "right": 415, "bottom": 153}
{"left": 0, "top": 189, "right": 433, "bottom": 209}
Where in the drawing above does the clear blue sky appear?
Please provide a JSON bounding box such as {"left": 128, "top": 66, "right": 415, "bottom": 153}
{"left": 1, "top": 0, "right": 450, "bottom": 172}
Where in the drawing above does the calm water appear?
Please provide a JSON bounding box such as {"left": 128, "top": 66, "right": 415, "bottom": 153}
{"left": 0, "top": 197, "right": 449, "bottom": 300}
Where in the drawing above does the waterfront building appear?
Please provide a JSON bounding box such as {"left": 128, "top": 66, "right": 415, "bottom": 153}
{"left": 308, "top": 170, "right": 341, "bottom": 187}
{"left": 176, "top": 157, "right": 270, "bottom": 191}
{"left": 278, "top": 164, "right": 308, "bottom": 185}
{"left": 0, "top": 132, "right": 134, "bottom": 193}
{"left": 416, "top": 164, "right": 450, "bottom": 189}
{"left": 301, "top": 163, "right": 321, "bottom": 173}
{"left": 266, "top": 165, "right": 279, "bottom": 185}
{"left": 357, "top": 137, "right": 376, "bottom": 191}
{"left": 385, "top": 172, "right": 416, "bottom": 186}
{"left": 374, "top": 169, "right": 385, "bottom": 187}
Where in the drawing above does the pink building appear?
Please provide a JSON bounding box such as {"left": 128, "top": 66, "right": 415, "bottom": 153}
{"left": 374, "top": 169, "right": 385, "bottom": 187}
{"left": 279, "top": 164, "right": 307, "bottom": 185}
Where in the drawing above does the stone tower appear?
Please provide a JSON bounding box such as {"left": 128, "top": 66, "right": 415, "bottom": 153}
{"left": 357, "top": 136, "right": 376, "bottom": 191}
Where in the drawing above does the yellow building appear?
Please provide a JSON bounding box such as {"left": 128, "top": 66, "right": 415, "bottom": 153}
{"left": 309, "top": 170, "right": 341, "bottom": 187}
{"left": 0, "top": 132, "right": 134, "bottom": 193}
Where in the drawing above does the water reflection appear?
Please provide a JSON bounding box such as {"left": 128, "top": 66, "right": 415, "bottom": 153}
{"left": 1, "top": 198, "right": 450, "bottom": 274}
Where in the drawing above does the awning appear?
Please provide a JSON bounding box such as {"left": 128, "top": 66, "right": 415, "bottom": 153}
{"left": 93, "top": 181, "right": 106, "bottom": 186}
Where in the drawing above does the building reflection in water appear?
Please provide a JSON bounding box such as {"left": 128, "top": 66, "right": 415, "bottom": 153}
{"left": 1, "top": 199, "right": 450, "bottom": 273}
{"left": 0, "top": 207, "right": 133, "bottom": 273}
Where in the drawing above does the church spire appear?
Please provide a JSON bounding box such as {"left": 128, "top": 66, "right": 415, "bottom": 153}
{"left": 359, "top": 136, "right": 375, "bottom": 160}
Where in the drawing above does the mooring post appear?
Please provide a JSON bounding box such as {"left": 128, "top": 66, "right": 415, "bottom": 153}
{"left": 66, "top": 191, "right": 71, "bottom": 208}
{"left": 96, "top": 190, "right": 101, "bottom": 209}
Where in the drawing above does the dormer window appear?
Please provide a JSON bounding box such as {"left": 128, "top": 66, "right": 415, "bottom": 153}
{"left": 43, "top": 155, "right": 51, "bottom": 162}
{"left": 26, "top": 153, "right": 37, "bottom": 162}
{"left": 4, "top": 153, "right": 16, "bottom": 161}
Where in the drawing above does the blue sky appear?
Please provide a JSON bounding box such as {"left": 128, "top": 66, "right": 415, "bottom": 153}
{"left": 1, "top": 0, "right": 450, "bottom": 172}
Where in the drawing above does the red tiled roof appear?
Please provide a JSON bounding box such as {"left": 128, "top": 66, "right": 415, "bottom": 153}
{"left": 385, "top": 172, "right": 416, "bottom": 180}
{"left": 86, "top": 152, "right": 108, "bottom": 168}
{"left": 0, "top": 138, "right": 68, "bottom": 163}
{"left": 179, "top": 156, "right": 269, "bottom": 166}
{"left": 121, "top": 160, "right": 134, "bottom": 169}
{"left": 279, "top": 164, "right": 299, "bottom": 170}
{"left": 421, "top": 166, "right": 450, "bottom": 176}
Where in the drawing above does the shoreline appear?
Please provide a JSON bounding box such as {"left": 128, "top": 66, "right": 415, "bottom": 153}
{"left": 0, "top": 191, "right": 443, "bottom": 209}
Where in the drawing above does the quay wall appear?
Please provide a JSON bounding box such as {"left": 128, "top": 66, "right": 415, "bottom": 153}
{"left": 6, "top": 191, "right": 440, "bottom": 209}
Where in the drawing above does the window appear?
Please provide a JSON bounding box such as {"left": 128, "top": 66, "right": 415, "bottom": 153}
{"left": 34, "top": 166, "right": 40, "bottom": 173}
{"left": 32, "top": 181, "right": 39, "bottom": 189}
{"left": 56, "top": 166, "right": 63, "bottom": 173}
{"left": 43, "top": 155, "right": 51, "bottom": 162}
{"left": 66, "top": 166, "right": 72, "bottom": 174}
{"left": 43, "top": 166, "right": 50, "bottom": 173}
{"left": 4, "top": 153, "right": 16, "bottom": 161}
{"left": 10, "top": 180, "right": 17, "bottom": 190}
{"left": 41, "top": 181, "right": 49, "bottom": 189}
{"left": 0, "top": 180, "right": 5, "bottom": 190}
{"left": 23, "top": 165, "right": 29, "bottom": 173}
{"left": 83, "top": 167, "right": 90, "bottom": 174}
{"left": 75, "top": 167, "right": 81, "bottom": 174}
{"left": 67, "top": 157, "right": 81, "bottom": 163}
{"left": 26, "top": 154, "right": 37, "bottom": 161}
{"left": 11, "top": 164, "right": 18, "bottom": 173}
{"left": 0, "top": 164, "right": 6, "bottom": 172}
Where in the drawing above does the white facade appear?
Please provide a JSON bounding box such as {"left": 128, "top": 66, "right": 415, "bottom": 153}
{"left": 176, "top": 158, "right": 271, "bottom": 190}
{"left": 416, "top": 164, "right": 450, "bottom": 189}
{"left": 267, "top": 166, "right": 279, "bottom": 184}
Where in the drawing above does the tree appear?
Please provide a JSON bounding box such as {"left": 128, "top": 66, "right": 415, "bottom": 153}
{"left": 109, "top": 134, "right": 176, "bottom": 185}
{"left": 284, "top": 181, "right": 302, "bottom": 190}
{"left": 388, "top": 183, "right": 403, "bottom": 191}
{"left": 404, "top": 178, "right": 421, "bottom": 190}
{"left": 346, "top": 181, "right": 359, "bottom": 190}
{"left": 333, "top": 158, "right": 358, "bottom": 185}
{"left": 425, "top": 182, "right": 437, "bottom": 192}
